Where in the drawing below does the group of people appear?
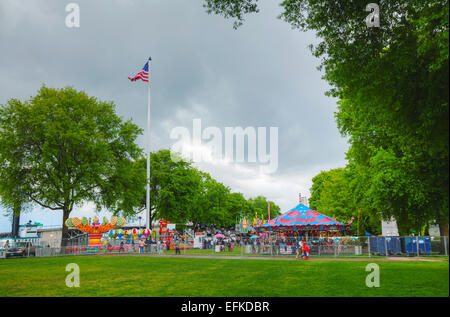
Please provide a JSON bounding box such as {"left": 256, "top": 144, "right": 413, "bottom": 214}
{"left": 200, "top": 237, "right": 236, "bottom": 251}
{"left": 242, "top": 237, "right": 310, "bottom": 259}
{"left": 214, "top": 239, "right": 234, "bottom": 252}
{"left": 295, "top": 240, "right": 310, "bottom": 260}
{"left": 116, "top": 238, "right": 165, "bottom": 254}
{"left": 112, "top": 233, "right": 310, "bottom": 259}
{"left": 118, "top": 239, "right": 149, "bottom": 253}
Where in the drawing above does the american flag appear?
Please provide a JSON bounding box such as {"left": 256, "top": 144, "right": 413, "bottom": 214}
{"left": 128, "top": 61, "right": 149, "bottom": 82}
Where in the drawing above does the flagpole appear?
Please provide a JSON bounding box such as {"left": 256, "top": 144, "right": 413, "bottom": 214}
{"left": 146, "top": 57, "right": 152, "bottom": 230}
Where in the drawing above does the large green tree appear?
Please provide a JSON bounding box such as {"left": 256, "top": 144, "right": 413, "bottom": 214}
{"left": 205, "top": 0, "right": 449, "bottom": 235}
{"left": 247, "top": 195, "right": 281, "bottom": 220}
{"left": 135, "top": 150, "right": 240, "bottom": 229}
{"left": 0, "top": 85, "right": 143, "bottom": 245}
{"left": 135, "top": 150, "right": 203, "bottom": 228}
{"left": 191, "top": 173, "right": 231, "bottom": 227}
{"left": 224, "top": 192, "right": 253, "bottom": 226}
{"left": 309, "top": 168, "right": 356, "bottom": 222}
{"left": 309, "top": 167, "right": 381, "bottom": 235}
{"left": 135, "top": 150, "right": 280, "bottom": 230}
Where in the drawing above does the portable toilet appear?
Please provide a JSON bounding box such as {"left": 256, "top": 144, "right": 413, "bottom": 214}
{"left": 401, "top": 236, "right": 418, "bottom": 256}
{"left": 377, "top": 237, "right": 386, "bottom": 255}
{"left": 369, "top": 237, "right": 377, "bottom": 255}
{"left": 401, "top": 236, "right": 432, "bottom": 256}
{"left": 369, "top": 237, "right": 386, "bottom": 255}
{"left": 417, "top": 236, "right": 432, "bottom": 255}
{"left": 386, "top": 237, "right": 402, "bottom": 255}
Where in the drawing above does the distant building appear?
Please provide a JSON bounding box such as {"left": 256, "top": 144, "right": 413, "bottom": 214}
{"left": 429, "top": 223, "right": 441, "bottom": 236}
{"left": 0, "top": 223, "right": 87, "bottom": 248}
{"left": 0, "top": 219, "right": 179, "bottom": 248}
{"left": 0, "top": 222, "right": 42, "bottom": 248}
{"left": 38, "top": 228, "right": 63, "bottom": 248}
{"left": 298, "top": 193, "right": 308, "bottom": 207}
{"left": 381, "top": 218, "right": 399, "bottom": 236}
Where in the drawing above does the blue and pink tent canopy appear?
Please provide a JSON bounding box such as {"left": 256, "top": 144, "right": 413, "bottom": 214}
{"left": 260, "top": 204, "right": 347, "bottom": 232}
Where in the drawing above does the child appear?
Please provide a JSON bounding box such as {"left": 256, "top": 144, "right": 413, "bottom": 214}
{"left": 296, "top": 240, "right": 303, "bottom": 260}
{"left": 175, "top": 239, "right": 181, "bottom": 255}
{"left": 303, "top": 241, "right": 310, "bottom": 260}
{"left": 139, "top": 239, "right": 146, "bottom": 254}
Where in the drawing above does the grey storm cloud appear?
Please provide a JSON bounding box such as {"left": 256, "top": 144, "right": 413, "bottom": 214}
{"left": 0, "top": 0, "right": 348, "bottom": 231}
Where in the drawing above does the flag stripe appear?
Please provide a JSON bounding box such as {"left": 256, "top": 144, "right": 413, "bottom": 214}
{"left": 128, "top": 61, "right": 150, "bottom": 83}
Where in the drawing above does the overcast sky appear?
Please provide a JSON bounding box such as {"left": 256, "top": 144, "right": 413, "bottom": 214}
{"left": 0, "top": 0, "right": 348, "bottom": 232}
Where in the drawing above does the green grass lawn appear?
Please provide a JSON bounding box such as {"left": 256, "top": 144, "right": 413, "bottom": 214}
{"left": 161, "top": 247, "right": 387, "bottom": 258}
{"left": 0, "top": 256, "right": 448, "bottom": 297}
{"left": 161, "top": 247, "right": 449, "bottom": 258}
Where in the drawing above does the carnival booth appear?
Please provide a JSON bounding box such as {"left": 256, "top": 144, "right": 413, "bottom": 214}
{"left": 259, "top": 204, "right": 350, "bottom": 242}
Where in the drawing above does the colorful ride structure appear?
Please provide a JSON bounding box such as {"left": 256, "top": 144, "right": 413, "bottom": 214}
{"left": 159, "top": 219, "right": 174, "bottom": 248}
{"left": 65, "top": 216, "right": 126, "bottom": 254}
{"left": 108, "top": 228, "right": 153, "bottom": 241}
{"left": 237, "top": 211, "right": 268, "bottom": 234}
{"left": 259, "top": 203, "right": 353, "bottom": 239}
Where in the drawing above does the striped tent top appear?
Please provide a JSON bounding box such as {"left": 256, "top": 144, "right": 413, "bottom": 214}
{"left": 261, "top": 204, "right": 346, "bottom": 230}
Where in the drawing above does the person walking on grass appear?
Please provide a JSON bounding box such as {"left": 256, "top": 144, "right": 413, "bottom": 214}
{"left": 139, "top": 239, "right": 146, "bottom": 254}
{"left": 296, "top": 240, "right": 303, "bottom": 260}
{"left": 303, "top": 241, "right": 310, "bottom": 260}
{"left": 157, "top": 239, "right": 162, "bottom": 253}
{"left": 175, "top": 239, "right": 181, "bottom": 255}
{"left": 298, "top": 240, "right": 304, "bottom": 259}
{"left": 291, "top": 241, "right": 296, "bottom": 256}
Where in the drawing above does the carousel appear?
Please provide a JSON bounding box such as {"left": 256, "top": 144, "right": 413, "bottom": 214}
{"left": 257, "top": 203, "right": 353, "bottom": 242}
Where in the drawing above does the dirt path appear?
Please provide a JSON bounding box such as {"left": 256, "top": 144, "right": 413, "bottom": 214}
{"left": 101, "top": 253, "right": 448, "bottom": 262}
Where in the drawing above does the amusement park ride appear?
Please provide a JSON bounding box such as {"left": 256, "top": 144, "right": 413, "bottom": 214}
{"left": 64, "top": 216, "right": 190, "bottom": 253}
{"left": 63, "top": 200, "right": 349, "bottom": 254}
{"left": 65, "top": 216, "right": 127, "bottom": 254}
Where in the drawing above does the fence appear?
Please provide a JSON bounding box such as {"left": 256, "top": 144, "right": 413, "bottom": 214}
{"left": 34, "top": 238, "right": 166, "bottom": 257}
{"left": 1, "top": 236, "right": 448, "bottom": 259}
{"left": 238, "top": 236, "right": 448, "bottom": 257}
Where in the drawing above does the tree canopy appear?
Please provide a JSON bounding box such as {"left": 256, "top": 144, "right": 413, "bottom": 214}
{"left": 0, "top": 85, "right": 144, "bottom": 244}
{"left": 134, "top": 149, "right": 282, "bottom": 229}
{"left": 205, "top": 0, "right": 449, "bottom": 235}
{"left": 309, "top": 167, "right": 381, "bottom": 235}
{"left": 0, "top": 85, "right": 281, "bottom": 239}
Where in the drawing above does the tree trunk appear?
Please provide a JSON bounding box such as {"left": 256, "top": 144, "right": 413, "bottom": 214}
{"left": 357, "top": 208, "right": 364, "bottom": 236}
{"left": 439, "top": 221, "right": 449, "bottom": 255}
{"left": 61, "top": 208, "right": 71, "bottom": 247}
{"left": 150, "top": 213, "right": 155, "bottom": 230}
{"left": 423, "top": 223, "right": 429, "bottom": 236}
{"left": 149, "top": 207, "right": 157, "bottom": 230}
{"left": 395, "top": 212, "right": 410, "bottom": 236}
{"left": 11, "top": 203, "right": 21, "bottom": 238}
{"left": 439, "top": 221, "right": 449, "bottom": 237}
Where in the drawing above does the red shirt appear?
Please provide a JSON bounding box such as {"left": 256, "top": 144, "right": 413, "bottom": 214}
{"left": 303, "top": 244, "right": 310, "bottom": 252}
